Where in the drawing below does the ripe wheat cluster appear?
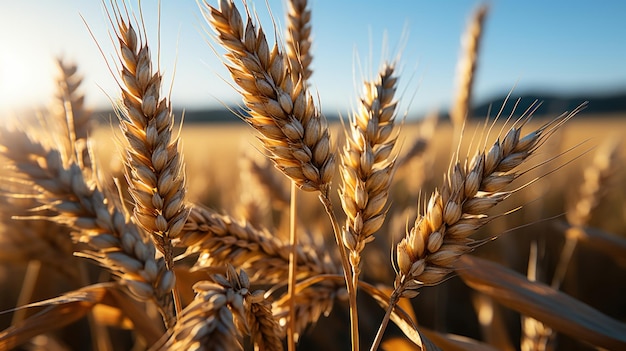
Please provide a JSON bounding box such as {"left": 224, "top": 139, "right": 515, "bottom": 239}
{"left": 1, "top": 1, "right": 625, "bottom": 351}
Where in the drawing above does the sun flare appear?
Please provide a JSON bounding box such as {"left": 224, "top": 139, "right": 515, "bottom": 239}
{"left": 0, "top": 53, "right": 37, "bottom": 112}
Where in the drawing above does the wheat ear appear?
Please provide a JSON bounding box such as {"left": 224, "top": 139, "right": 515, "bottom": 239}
{"left": 336, "top": 62, "right": 400, "bottom": 350}
{"left": 236, "top": 151, "right": 289, "bottom": 228}
{"left": 341, "top": 62, "right": 400, "bottom": 280}
{"left": 566, "top": 138, "right": 621, "bottom": 227}
{"left": 180, "top": 205, "right": 337, "bottom": 284}
{"left": 200, "top": 0, "right": 335, "bottom": 195}
{"left": 550, "top": 138, "right": 621, "bottom": 290}
{"left": 108, "top": 4, "right": 189, "bottom": 272}
{"left": 285, "top": 0, "right": 313, "bottom": 83}
{"left": 159, "top": 265, "right": 280, "bottom": 351}
{"left": 450, "top": 4, "right": 488, "bottom": 132}
{"left": 272, "top": 278, "right": 345, "bottom": 339}
{"left": 0, "top": 127, "right": 176, "bottom": 327}
{"left": 52, "top": 58, "right": 94, "bottom": 169}
{"left": 202, "top": 2, "right": 360, "bottom": 346}
{"left": 371, "top": 102, "right": 586, "bottom": 350}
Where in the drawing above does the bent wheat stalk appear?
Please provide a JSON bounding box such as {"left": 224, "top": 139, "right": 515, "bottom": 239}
{"left": 370, "top": 102, "right": 587, "bottom": 350}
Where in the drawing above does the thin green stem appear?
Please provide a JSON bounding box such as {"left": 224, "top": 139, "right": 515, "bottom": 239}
{"left": 319, "top": 193, "right": 359, "bottom": 351}
{"left": 288, "top": 181, "right": 298, "bottom": 351}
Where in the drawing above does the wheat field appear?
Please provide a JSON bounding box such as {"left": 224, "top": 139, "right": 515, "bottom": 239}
{"left": 1, "top": 1, "right": 625, "bottom": 351}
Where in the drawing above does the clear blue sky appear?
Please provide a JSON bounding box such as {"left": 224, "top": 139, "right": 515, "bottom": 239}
{"left": 1, "top": 0, "right": 625, "bottom": 118}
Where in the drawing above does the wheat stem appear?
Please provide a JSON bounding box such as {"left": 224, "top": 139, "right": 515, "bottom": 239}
{"left": 319, "top": 193, "right": 359, "bottom": 351}
{"left": 10, "top": 260, "right": 41, "bottom": 326}
{"left": 287, "top": 181, "right": 298, "bottom": 351}
{"left": 369, "top": 288, "right": 401, "bottom": 351}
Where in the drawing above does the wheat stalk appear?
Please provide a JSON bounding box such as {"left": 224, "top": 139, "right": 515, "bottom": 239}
{"left": 337, "top": 62, "right": 400, "bottom": 350}
{"left": 371, "top": 102, "right": 587, "bottom": 350}
{"left": 200, "top": 1, "right": 366, "bottom": 347}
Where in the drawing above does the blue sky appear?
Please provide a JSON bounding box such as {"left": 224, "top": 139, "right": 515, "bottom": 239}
{"left": 1, "top": 0, "right": 625, "bottom": 118}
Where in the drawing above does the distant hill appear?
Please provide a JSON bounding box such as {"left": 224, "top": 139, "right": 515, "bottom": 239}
{"left": 93, "top": 106, "right": 343, "bottom": 124}
{"left": 92, "top": 90, "right": 625, "bottom": 124}
{"left": 468, "top": 90, "right": 626, "bottom": 119}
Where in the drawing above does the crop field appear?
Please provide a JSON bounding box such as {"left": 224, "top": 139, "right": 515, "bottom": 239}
{"left": 0, "top": 1, "right": 625, "bottom": 351}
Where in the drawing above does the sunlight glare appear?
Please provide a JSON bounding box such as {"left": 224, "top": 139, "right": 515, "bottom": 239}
{"left": 0, "top": 53, "right": 37, "bottom": 113}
